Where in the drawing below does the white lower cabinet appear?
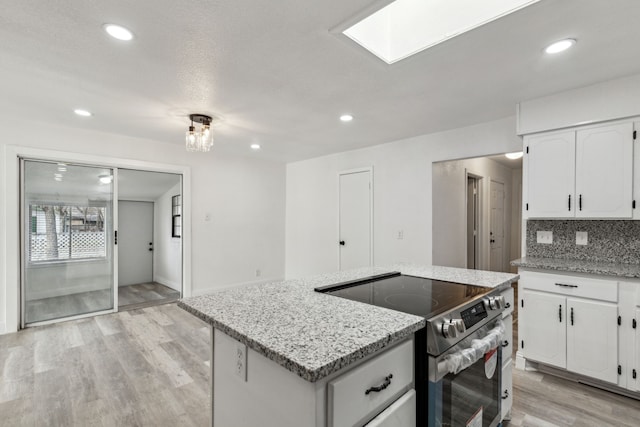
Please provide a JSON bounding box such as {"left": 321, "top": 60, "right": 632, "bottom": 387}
{"left": 500, "top": 286, "right": 514, "bottom": 421}
{"left": 519, "top": 270, "right": 620, "bottom": 385}
{"left": 365, "top": 390, "right": 416, "bottom": 427}
{"left": 634, "top": 308, "right": 640, "bottom": 391}
{"left": 501, "top": 358, "right": 513, "bottom": 421}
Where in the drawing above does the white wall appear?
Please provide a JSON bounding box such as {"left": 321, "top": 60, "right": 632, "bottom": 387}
{"left": 285, "top": 116, "right": 522, "bottom": 278}
{"left": 154, "top": 183, "right": 182, "bottom": 291}
{"left": 432, "top": 157, "right": 520, "bottom": 271}
{"left": 0, "top": 118, "right": 286, "bottom": 334}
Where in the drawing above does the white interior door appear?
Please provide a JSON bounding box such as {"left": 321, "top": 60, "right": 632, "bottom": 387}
{"left": 339, "top": 169, "right": 372, "bottom": 270}
{"left": 118, "top": 201, "right": 154, "bottom": 286}
{"left": 490, "top": 180, "right": 505, "bottom": 272}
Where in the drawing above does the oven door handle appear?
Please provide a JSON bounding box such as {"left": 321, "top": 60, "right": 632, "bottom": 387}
{"left": 440, "top": 320, "right": 505, "bottom": 376}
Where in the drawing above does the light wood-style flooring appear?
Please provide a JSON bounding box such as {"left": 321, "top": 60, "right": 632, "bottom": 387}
{"left": 0, "top": 304, "right": 210, "bottom": 426}
{"left": 118, "top": 282, "right": 181, "bottom": 311}
{"left": 2, "top": 301, "right": 639, "bottom": 426}
{"left": 25, "top": 283, "right": 180, "bottom": 324}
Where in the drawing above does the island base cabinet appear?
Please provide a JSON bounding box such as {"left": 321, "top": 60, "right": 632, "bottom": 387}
{"left": 520, "top": 290, "right": 567, "bottom": 368}
{"left": 364, "top": 390, "right": 415, "bottom": 427}
{"left": 566, "top": 299, "right": 618, "bottom": 383}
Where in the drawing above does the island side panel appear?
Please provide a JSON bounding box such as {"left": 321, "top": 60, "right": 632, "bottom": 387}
{"left": 213, "top": 329, "right": 319, "bottom": 427}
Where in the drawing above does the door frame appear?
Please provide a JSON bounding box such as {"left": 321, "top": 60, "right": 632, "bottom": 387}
{"left": 465, "top": 170, "right": 487, "bottom": 270}
{"left": 4, "top": 145, "right": 191, "bottom": 332}
{"left": 489, "top": 178, "right": 506, "bottom": 272}
{"left": 337, "top": 167, "right": 374, "bottom": 270}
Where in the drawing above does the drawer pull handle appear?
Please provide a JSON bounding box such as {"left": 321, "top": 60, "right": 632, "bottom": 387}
{"left": 365, "top": 374, "right": 393, "bottom": 395}
{"left": 555, "top": 283, "right": 578, "bottom": 288}
{"left": 505, "top": 302, "right": 511, "bottom": 308}
{"left": 502, "top": 390, "right": 509, "bottom": 400}
{"left": 502, "top": 340, "right": 509, "bottom": 348}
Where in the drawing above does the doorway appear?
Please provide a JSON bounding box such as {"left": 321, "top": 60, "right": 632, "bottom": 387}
{"left": 338, "top": 168, "right": 373, "bottom": 270}
{"left": 489, "top": 180, "right": 506, "bottom": 272}
{"left": 466, "top": 175, "right": 480, "bottom": 269}
{"left": 19, "top": 160, "right": 183, "bottom": 327}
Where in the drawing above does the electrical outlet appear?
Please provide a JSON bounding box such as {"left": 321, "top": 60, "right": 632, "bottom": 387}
{"left": 255, "top": 269, "right": 261, "bottom": 277}
{"left": 235, "top": 342, "right": 247, "bottom": 381}
{"left": 536, "top": 231, "right": 553, "bottom": 244}
{"left": 576, "top": 231, "right": 588, "bottom": 245}
{"left": 204, "top": 213, "right": 212, "bottom": 222}
{"left": 397, "top": 230, "right": 404, "bottom": 240}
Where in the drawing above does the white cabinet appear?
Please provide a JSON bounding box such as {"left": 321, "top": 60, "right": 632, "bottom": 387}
{"left": 500, "top": 286, "right": 514, "bottom": 421}
{"left": 634, "top": 308, "right": 640, "bottom": 391}
{"left": 525, "top": 122, "right": 634, "bottom": 219}
{"left": 365, "top": 390, "right": 415, "bottom": 427}
{"left": 519, "top": 271, "right": 620, "bottom": 385}
{"left": 501, "top": 359, "right": 513, "bottom": 421}
{"left": 575, "top": 123, "right": 633, "bottom": 218}
{"left": 525, "top": 130, "right": 575, "bottom": 218}
{"left": 520, "top": 290, "right": 566, "bottom": 368}
{"left": 566, "top": 298, "right": 618, "bottom": 383}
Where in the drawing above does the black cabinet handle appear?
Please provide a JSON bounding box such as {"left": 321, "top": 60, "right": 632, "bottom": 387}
{"left": 505, "top": 302, "right": 511, "bottom": 309}
{"left": 555, "top": 283, "right": 578, "bottom": 288}
{"left": 339, "top": 240, "right": 345, "bottom": 246}
{"left": 365, "top": 374, "right": 393, "bottom": 395}
{"left": 579, "top": 194, "right": 582, "bottom": 211}
{"left": 502, "top": 390, "right": 509, "bottom": 400}
{"left": 502, "top": 340, "right": 509, "bottom": 348}
{"left": 568, "top": 194, "right": 571, "bottom": 211}
{"left": 571, "top": 307, "right": 574, "bottom": 326}
{"left": 559, "top": 304, "right": 562, "bottom": 322}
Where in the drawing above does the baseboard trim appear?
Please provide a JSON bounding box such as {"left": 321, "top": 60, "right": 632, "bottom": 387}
{"left": 191, "top": 277, "right": 284, "bottom": 297}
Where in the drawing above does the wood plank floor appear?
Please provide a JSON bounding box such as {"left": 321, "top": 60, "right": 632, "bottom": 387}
{"left": 118, "top": 282, "right": 181, "bottom": 311}
{"left": 2, "top": 302, "right": 639, "bottom": 426}
{"left": 0, "top": 304, "right": 210, "bottom": 426}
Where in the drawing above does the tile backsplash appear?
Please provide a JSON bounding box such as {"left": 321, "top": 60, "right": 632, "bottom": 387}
{"left": 526, "top": 220, "right": 640, "bottom": 264}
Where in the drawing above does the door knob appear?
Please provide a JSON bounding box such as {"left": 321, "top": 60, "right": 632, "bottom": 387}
{"left": 339, "top": 240, "right": 345, "bottom": 246}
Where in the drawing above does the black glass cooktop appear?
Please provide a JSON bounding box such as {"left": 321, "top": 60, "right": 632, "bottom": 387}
{"left": 315, "top": 272, "right": 492, "bottom": 319}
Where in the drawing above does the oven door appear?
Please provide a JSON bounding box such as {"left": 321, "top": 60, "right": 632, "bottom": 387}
{"left": 427, "top": 318, "right": 504, "bottom": 427}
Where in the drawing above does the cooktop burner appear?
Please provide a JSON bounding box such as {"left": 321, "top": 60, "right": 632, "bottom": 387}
{"left": 317, "top": 273, "right": 491, "bottom": 319}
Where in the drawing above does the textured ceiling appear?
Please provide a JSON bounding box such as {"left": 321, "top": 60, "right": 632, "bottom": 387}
{"left": 1, "top": 0, "right": 640, "bottom": 162}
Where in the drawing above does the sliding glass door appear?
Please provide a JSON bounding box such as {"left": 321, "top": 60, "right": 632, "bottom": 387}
{"left": 21, "top": 160, "right": 115, "bottom": 325}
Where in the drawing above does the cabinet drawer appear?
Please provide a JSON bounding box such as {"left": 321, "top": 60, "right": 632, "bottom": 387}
{"left": 501, "top": 358, "right": 513, "bottom": 421}
{"left": 502, "top": 314, "right": 513, "bottom": 362}
{"left": 501, "top": 286, "right": 514, "bottom": 318}
{"left": 328, "top": 339, "right": 413, "bottom": 427}
{"left": 364, "top": 389, "right": 416, "bottom": 427}
{"left": 521, "top": 271, "right": 617, "bottom": 302}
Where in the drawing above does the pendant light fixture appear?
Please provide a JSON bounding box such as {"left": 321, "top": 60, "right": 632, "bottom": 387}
{"left": 186, "top": 114, "right": 214, "bottom": 152}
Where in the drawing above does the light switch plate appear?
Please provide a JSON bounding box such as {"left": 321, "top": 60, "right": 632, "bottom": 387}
{"left": 576, "top": 231, "right": 588, "bottom": 245}
{"left": 235, "top": 342, "right": 247, "bottom": 381}
{"left": 536, "top": 231, "right": 553, "bottom": 244}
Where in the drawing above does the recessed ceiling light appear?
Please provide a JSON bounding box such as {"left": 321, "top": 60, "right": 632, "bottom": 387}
{"left": 74, "top": 109, "right": 92, "bottom": 117}
{"left": 250, "top": 144, "right": 261, "bottom": 150}
{"left": 99, "top": 175, "right": 114, "bottom": 184}
{"left": 103, "top": 24, "right": 134, "bottom": 41}
{"left": 505, "top": 152, "right": 524, "bottom": 160}
{"left": 545, "top": 39, "right": 576, "bottom": 54}
{"left": 54, "top": 173, "right": 63, "bottom": 178}
{"left": 340, "top": 114, "right": 354, "bottom": 122}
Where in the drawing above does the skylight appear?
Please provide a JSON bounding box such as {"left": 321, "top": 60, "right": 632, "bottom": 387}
{"left": 343, "top": 0, "right": 540, "bottom": 64}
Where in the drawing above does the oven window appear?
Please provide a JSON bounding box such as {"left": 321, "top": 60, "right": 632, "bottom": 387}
{"left": 429, "top": 348, "right": 501, "bottom": 427}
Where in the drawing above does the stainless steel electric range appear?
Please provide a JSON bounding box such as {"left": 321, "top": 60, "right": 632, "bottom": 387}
{"left": 316, "top": 271, "right": 507, "bottom": 427}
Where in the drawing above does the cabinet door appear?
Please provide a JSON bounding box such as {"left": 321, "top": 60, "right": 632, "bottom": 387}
{"left": 501, "top": 359, "right": 513, "bottom": 421}
{"left": 525, "top": 131, "right": 575, "bottom": 218}
{"left": 566, "top": 298, "right": 618, "bottom": 384}
{"left": 364, "top": 390, "right": 415, "bottom": 427}
{"left": 633, "top": 122, "right": 640, "bottom": 220}
{"left": 521, "top": 290, "right": 566, "bottom": 368}
{"left": 633, "top": 309, "right": 640, "bottom": 391}
{"left": 576, "top": 122, "right": 634, "bottom": 218}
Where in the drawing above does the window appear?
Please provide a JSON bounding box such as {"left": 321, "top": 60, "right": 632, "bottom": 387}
{"left": 172, "top": 195, "right": 182, "bottom": 238}
{"left": 29, "top": 204, "right": 107, "bottom": 262}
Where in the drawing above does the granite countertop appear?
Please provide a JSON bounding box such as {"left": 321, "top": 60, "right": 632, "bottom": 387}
{"left": 178, "top": 264, "right": 519, "bottom": 382}
{"left": 511, "top": 256, "right": 640, "bottom": 278}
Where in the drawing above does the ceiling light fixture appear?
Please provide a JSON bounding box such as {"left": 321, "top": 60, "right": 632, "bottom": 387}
{"left": 250, "top": 144, "right": 261, "bottom": 150}
{"left": 545, "top": 38, "right": 576, "bottom": 54}
{"left": 186, "top": 114, "right": 214, "bottom": 152}
{"left": 99, "top": 175, "right": 114, "bottom": 184}
{"left": 103, "top": 24, "right": 134, "bottom": 41}
{"left": 74, "top": 109, "right": 92, "bottom": 117}
{"left": 505, "top": 152, "right": 524, "bottom": 160}
{"left": 340, "top": 114, "right": 354, "bottom": 122}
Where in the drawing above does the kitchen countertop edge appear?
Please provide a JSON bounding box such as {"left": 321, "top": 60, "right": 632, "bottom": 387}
{"left": 511, "top": 256, "right": 640, "bottom": 278}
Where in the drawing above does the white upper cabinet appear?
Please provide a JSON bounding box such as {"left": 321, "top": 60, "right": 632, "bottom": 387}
{"left": 575, "top": 122, "right": 633, "bottom": 218}
{"left": 525, "top": 131, "right": 575, "bottom": 218}
{"left": 525, "top": 122, "right": 635, "bottom": 219}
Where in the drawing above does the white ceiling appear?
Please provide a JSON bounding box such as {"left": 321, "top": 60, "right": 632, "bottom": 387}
{"left": 2, "top": 0, "right": 640, "bottom": 163}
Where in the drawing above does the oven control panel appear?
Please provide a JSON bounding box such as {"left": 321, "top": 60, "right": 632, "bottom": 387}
{"left": 461, "top": 301, "right": 488, "bottom": 329}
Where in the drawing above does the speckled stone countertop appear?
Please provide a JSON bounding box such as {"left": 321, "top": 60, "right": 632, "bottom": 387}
{"left": 178, "top": 264, "right": 519, "bottom": 382}
{"left": 512, "top": 257, "right": 640, "bottom": 278}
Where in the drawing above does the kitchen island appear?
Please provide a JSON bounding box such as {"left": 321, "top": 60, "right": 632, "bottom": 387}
{"left": 179, "top": 265, "right": 518, "bottom": 427}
